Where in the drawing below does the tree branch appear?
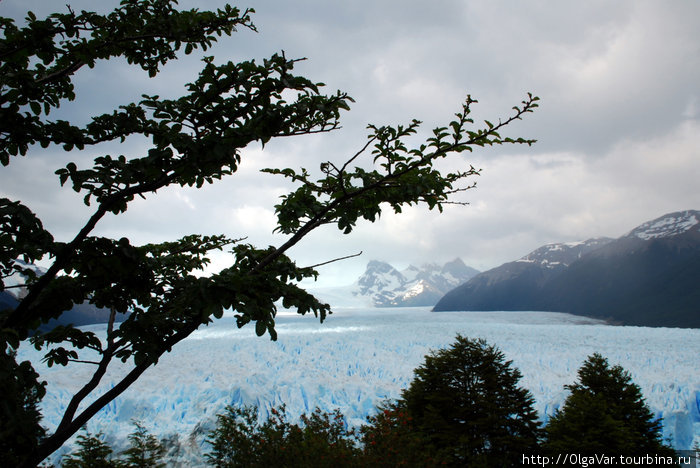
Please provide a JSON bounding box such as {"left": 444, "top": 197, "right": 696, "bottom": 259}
{"left": 53, "top": 341, "right": 116, "bottom": 436}
{"left": 66, "top": 359, "right": 100, "bottom": 366}
{"left": 303, "top": 251, "right": 363, "bottom": 269}
{"left": 22, "top": 357, "right": 152, "bottom": 468}
{"left": 3, "top": 167, "right": 182, "bottom": 331}
{"left": 341, "top": 136, "right": 377, "bottom": 174}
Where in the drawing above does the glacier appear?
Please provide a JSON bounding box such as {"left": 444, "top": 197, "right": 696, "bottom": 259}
{"left": 17, "top": 307, "right": 700, "bottom": 465}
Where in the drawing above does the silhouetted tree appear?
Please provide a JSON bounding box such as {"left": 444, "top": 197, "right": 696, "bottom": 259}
{"left": 61, "top": 430, "right": 116, "bottom": 468}
{"left": 543, "top": 353, "right": 676, "bottom": 457}
{"left": 0, "top": 349, "right": 46, "bottom": 466}
{"left": 118, "top": 421, "right": 166, "bottom": 468}
{"left": 360, "top": 400, "right": 439, "bottom": 467}
{"left": 206, "top": 405, "right": 359, "bottom": 467}
{"left": 367, "top": 336, "right": 541, "bottom": 466}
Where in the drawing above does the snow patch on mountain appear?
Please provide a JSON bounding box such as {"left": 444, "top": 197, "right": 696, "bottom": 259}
{"left": 625, "top": 210, "right": 700, "bottom": 240}
{"left": 403, "top": 281, "right": 429, "bottom": 299}
{"left": 515, "top": 238, "right": 613, "bottom": 269}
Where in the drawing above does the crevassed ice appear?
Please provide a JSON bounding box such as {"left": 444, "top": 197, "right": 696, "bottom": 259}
{"left": 17, "top": 308, "right": 700, "bottom": 465}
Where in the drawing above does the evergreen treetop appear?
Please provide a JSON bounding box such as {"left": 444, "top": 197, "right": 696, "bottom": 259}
{"left": 399, "top": 335, "right": 542, "bottom": 466}
{"left": 544, "top": 353, "right": 676, "bottom": 457}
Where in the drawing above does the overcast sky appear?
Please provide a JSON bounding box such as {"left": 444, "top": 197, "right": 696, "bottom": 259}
{"left": 2, "top": 0, "right": 699, "bottom": 287}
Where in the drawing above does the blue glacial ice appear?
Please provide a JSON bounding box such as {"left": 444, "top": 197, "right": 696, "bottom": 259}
{"left": 17, "top": 307, "right": 700, "bottom": 465}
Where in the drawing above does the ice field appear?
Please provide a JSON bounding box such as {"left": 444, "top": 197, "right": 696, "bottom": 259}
{"left": 17, "top": 307, "right": 700, "bottom": 464}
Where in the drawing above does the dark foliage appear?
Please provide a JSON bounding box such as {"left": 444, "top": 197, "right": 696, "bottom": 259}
{"left": 365, "top": 336, "right": 542, "bottom": 467}
{"left": 543, "top": 353, "right": 676, "bottom": 458}
{"left": 60, "top": 430, "right": 115, "bottom": 468}
{"left": 118, "top": 421, "right": 166, "bottom": 468}
{"left": 60, "top": 422, "right": 166, "bottom": 468}
{"left": 205, "top": 405, "right": 359, "bottom": 468}
{"left": 360, "top": 401, "right": 439, "bottom": 467}
{"left": 0, "top": 348, "right": 46, "bottom": 467}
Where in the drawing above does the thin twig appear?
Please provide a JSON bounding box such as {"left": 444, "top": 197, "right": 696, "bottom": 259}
{"left": 303, "top": 251, "right": 363, "bottom": 269}
{"left": 67, "top": 359, "right": 100, "bottom": 366}
{"left": 340, "top": 136, "right": 378, "bottom": 175}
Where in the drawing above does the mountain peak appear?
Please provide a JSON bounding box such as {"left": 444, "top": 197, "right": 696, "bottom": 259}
{"left": 336, "top": 259, "right": 480, "bottom": 307}
{"left": 624, "top": 210, "right": 700, "bottom": 240}
{"left": 356, "top": 261, "right": 404, "bottom": 296}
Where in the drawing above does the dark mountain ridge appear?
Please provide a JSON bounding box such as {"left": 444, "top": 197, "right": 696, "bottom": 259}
{"left": 434, "top": 210, "right": 700, "bottom": 328}
{"left": 433, "top": 238, "right": 613, "bottom": 311}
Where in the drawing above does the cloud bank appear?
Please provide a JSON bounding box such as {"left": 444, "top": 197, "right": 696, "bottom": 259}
{"left": 1, "top": 0, "right": 698, "bottom": 286}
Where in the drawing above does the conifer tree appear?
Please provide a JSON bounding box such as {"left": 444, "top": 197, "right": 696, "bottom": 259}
{"left": 543, "top": 353, "right": 676, "bottom": 457}
{"left": 205, "top": 406, "right": 261, "bottom": 467}
{"left": 61, "top": 430, "right": 116, "bottom": 468}
{"left": 118, "top": 421, "right": 166, "bottom": 468}
{"left": 396, "top": 336, "right": 541, "bottom": 466}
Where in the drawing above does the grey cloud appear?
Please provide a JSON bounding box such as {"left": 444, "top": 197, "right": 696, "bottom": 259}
{"left": 2, "top": 0, "right": 699, "bottom": 285}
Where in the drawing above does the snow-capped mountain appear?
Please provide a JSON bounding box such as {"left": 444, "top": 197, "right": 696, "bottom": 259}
{"left": 353, "top": 258, "right": 479, "bottom": 307}
{"left": 355, "top": 260, "right": 406, "bottom": 303}
{"left": 435, "top": 210, "right": 700, "bottom": 328}
{"left": 311, "top": 259, "right": 479, "bottom": 308}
